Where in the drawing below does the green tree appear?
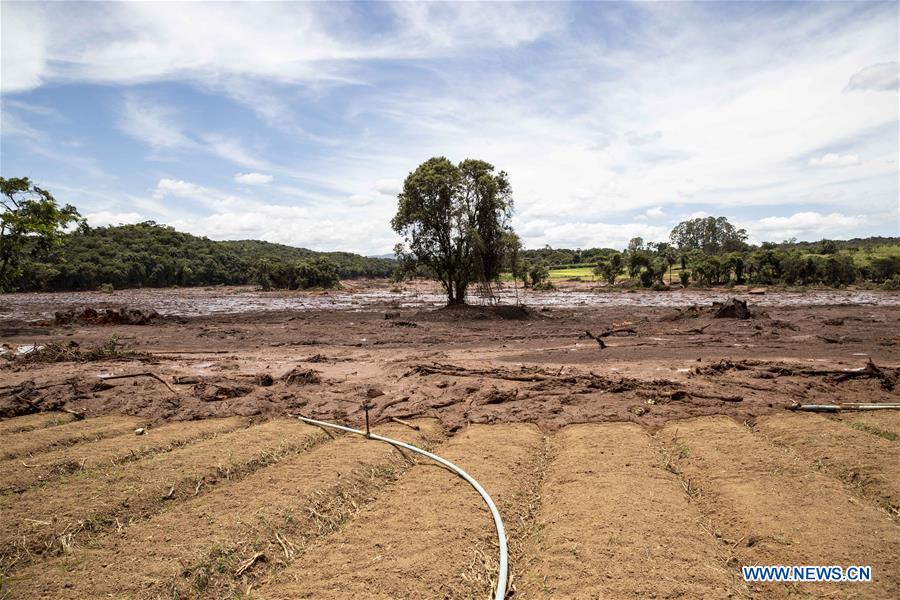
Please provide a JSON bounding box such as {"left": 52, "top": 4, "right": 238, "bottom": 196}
{"left": 594, "top": 252, "right": 624, "bottom": 285}
{"left": 253, "top": 258, "right": 274, "bottom": 290}
{"left": 0, "top": 178, "right": 82, "bottom": 291}
{"left": 528, "top": 263, "right": 550, "bottom": 288}
{"left": 626, "top": 250, "right": 652, "bottom": 278}
{"left": 670, "top": 216, "right": 748, "bottom": 254}
{"left": 391, "top": 157, "right": 514, "bottom": 304}
{"left": 293, "top": 257, "right": 341, "bottom": 289}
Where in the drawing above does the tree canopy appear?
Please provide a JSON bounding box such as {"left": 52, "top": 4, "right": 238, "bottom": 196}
{"left": 1, "top": 177, "right": 82, "bottom": 292}
{"left": 392, "top": 157, "right": 514, "bottom": 304}
{"left": 670, "top": 216, "right": 748, "bottom": 254}
{"left": 8, "top": 220, "right": 394, "bottom": 292}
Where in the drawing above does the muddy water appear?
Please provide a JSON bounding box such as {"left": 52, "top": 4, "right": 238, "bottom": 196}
{"left": 1, "top": 286, "right": 898, "bottom": 320}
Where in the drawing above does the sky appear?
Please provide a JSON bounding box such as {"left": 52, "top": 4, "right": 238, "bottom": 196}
{"left": 1, "top": 1, "right": 898, "bottom": 255}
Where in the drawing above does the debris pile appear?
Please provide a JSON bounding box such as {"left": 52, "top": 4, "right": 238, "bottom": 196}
{"left": 54, "top": 306, "right": 160, "bottom": 326}
{"left": 713, "top": 298, "right": 752, "bottom": 319}
{"left": 282, "top": 367, "right": 322, "bottom": 385}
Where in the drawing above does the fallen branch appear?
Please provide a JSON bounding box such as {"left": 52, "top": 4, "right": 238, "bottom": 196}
{"left": 390, "top": 416, "right": 420, "bottom": 430}
{"left": 98, "top": 372, "right": 178, "bottom": 395}
{"left": 583, "top": 331, "right": 606, "bottom": 349}
{"left": 788, "top": 402, "right": 900, "bottom": 412}
{"left": 670, "top": 390, "right": 743, "bottom": 403}
{"left": 235, "top": 552, "right": 265, "bottom": 577}
{"left": 62, "top": 407, "right": 86, "bottom": 421}
{"left": 275, "top": 531, "right": 294, "bottom": 559}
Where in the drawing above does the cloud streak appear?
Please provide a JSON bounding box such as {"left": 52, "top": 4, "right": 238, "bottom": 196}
{"left": 2, "top": 1, "right": 897, "bottom": 253}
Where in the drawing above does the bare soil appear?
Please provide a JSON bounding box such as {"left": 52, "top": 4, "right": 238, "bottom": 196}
{"left": 1, "top": 286, "right": 898, "bottom": 597}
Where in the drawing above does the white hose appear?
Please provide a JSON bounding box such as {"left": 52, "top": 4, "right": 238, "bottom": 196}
{"left": 294, "top": 415, "right": 509, "bottom": 600}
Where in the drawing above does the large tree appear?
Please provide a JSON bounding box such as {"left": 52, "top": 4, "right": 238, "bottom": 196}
{"left": 391, "top": 157, "right": 514, "bottom": 304}
{"left": 670, "top": 216, "right": 748, "bottom": 254}
{"left": 0, "top": 178, "right": 82, "bottom": 291}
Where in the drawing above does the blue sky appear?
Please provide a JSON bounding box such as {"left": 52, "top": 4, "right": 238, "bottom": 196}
{"left": 1, "top": 1, "right": 898, "bottom": 255}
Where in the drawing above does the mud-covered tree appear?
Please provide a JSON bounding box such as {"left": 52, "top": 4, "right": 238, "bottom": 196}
{"left": 594, "top": 252, "right": 623, "bottom": 285}
{"left": 391, "top": 157, "right": 514, "bottom": 304}
{"left": 0, "top": 177, "right": 82, "bottom": 291}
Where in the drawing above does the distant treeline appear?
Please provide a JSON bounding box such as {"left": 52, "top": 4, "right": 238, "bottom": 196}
{"left": 17, "top": 222, "right": 395, "bottom": 291}
{"left": 519, "top": 236, "right": 900, "bottom": 270}
{"left": 517, "top": 232, "right": 900, "bottom": 289}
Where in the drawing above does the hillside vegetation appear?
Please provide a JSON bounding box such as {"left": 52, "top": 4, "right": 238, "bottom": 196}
{"left": 16, "top": 222, "right": 395, "bottom": 292}
{"left": 515, "top": 235, "right": 900, "bottom": 290}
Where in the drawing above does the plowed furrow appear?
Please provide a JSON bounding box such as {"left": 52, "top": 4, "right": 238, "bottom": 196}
{"left": 257, "top": 423, "right": 544, "bottom": 600}
{"left": 755, "top": 413, "right": 900, "bottom": 517}
{"left": 5, "top": 420, "right": 444, "bottom": 600}
{"left": 517, "top": 423, "right": 741, "bottom": 599}
{"left": 2, "top": 415, "right": 145, "bottom": 460}
{"left": 0, "top": 419, "right": 328, "bottom": 572}
{"left": 659, "top": 416, "right": 900, "bottom": 599}
{"left": 841, "top": 411, "right": 900, "bottom": 442}
{"left": 0, "top": 417, "right": 248, "bottom": 493}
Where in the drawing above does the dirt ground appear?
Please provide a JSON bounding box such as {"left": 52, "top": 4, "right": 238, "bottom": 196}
{"left": 1, "top": 286, "right": 898, "bottom": 598}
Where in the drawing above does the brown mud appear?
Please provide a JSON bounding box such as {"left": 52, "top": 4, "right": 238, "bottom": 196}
{"left": 1, "top": 288, "right": 898, "bottom": 431}
{"left": 1, "top": 286, "right": 899, "bottom": 598}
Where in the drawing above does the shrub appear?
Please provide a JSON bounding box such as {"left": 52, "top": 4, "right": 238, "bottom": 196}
{"left": 293, "top": 258, "right": 341, "bottom": 290}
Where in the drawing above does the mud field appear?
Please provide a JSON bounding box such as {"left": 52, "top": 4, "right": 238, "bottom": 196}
{"left": 1, "top": 287, "right": 899, "bottom": 598}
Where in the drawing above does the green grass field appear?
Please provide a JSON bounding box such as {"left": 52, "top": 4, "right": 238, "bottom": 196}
{"left": 846, "top": 245, "right": 900, "bottom": 267}
{"left": 548, "top": 266, "right": 596, "bottom": 280}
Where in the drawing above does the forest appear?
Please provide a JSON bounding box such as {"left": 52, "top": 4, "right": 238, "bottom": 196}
{"left": 14, "top": 222, "right": 395, "bottom": 292}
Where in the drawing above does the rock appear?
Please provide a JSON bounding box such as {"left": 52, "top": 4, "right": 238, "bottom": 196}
{"left": 713, "top": 298, "right": 752, "bottom": 319}
{"left": 365, "top": 387, "right": 385, "bottom": 399}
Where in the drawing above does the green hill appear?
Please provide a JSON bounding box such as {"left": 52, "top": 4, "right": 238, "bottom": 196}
{"left": 17, "top": 221, "right": 395, "bottom": 291}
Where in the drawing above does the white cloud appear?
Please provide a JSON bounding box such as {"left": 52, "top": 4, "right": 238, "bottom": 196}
{"left": 1, "top": 2, "right": 564, "bottom": 93}
{"left": 845, "top": 62, "right": 899, "bottom": 92}
{"left": 625, "top": 130, "right": 662, "bottom": 146}
{"left": 3, "top": 2, "right": 897, "bottom": 252}
{"left": 749, "top": 212, "right": 864, "bottom": 242}
{"left": 0, "top": 4, "right": 47, "bottom": 92}
{"left": 153, "top": 179, "right": 206, "bottom": 199}
{"left": 84, "top": 211, "right": 145, "bottom": 227}
{"left": 234, "top": 172, "right": 274, "bottom": 185}
{"left": 119, "top": 95, "right": 194, "bottom": 149}
{"left": 373, "top": 179, "right": 402, "bottom": 196}
{"left": 808, "top": 153, "right": 861, "bottom": 168}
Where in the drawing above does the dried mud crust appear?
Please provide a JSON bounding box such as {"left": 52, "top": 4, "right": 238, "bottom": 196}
{"left": 255, "top": 423, "right": 544, "bottom": 600}
{"left": 658, "top": 416, "right": 900, "bottom": 599}
{"left": 1, "top": 302, "right": 897, "bottom": 432}
{"left": 0, "top": 419, "right": 329, "bottom": 571}
{"left": 1, "top": 415, "right": 145, "bottom": 460}
{"left": 0, "top": 416, "right": 247, "bottom": 493}
{"left": 517, "top": 423, "right": 742, "bottom": 599}
{"left": 753, "top": 412, "right": 900, "bottom": 518}
{"left": 7, "top": 420, "right": 443, "bottom": 600}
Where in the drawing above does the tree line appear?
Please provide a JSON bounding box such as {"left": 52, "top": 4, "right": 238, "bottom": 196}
{"left": 1, "top": 177, "right": 393, "bottom": 292}
{"left": 3, "top": 174, "right": 898, "bottom": 298}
